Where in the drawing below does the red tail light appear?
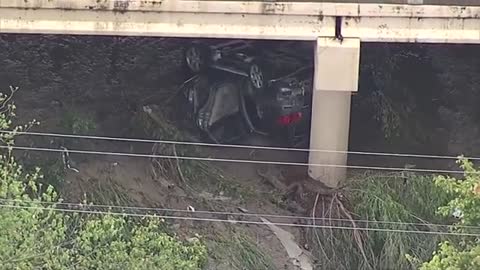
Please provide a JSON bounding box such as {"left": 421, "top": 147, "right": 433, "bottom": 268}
{"left": 277, "top": 112, "right": 303, "bottom": 126}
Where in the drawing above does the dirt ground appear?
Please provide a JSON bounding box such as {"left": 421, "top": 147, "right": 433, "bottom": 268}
{"left": 55, "top": 121, "right": 311, "bottom": 269}
{"left": 1, "top": 35, "right": 308, "bottom": 268}
{"left": 2, "top": 35, "right": 479, "bottom": 269}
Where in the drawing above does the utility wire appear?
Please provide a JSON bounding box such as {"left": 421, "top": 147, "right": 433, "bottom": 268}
{"left": 2, "top": 130, "right": 475, "bottom": 160}
{"left": 0, "top": 145, "right": 472, "bottom": 174}
{"left": 1, "top": 133, "right": 473, "bottom": 230}
{"left": 1, "top": 198, "right": 478, "bottom": 230}
{"left": 1, "top": 203, "right": 478, "bottom": 237}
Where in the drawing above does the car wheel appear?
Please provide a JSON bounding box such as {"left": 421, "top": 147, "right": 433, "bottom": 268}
{"left": 185, "top": 44, "right": 209, "bottom": 73}
{"left": 248, "top": 62, "right": 267, "bottom": 90}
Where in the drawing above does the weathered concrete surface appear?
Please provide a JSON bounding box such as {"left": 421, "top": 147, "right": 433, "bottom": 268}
{"left": 0, "top": 1, "right": 479, "bottom": 43}
{"left": 308, "top": 38, "right": 359, "bottom": 188}
{"left": 314, "top": 38, "right": 360, "bottom": 92}
{"left": 208, "top": 0, "right": 480, "bottom": 6}
{"left": 0, "top": 10, "right": 335, "bottom": 40}
{"left": 2, "top": 0, "right": 480, "bottom": 18}
{"left": 308, "top": 89, "right": 352, "bottom": 188}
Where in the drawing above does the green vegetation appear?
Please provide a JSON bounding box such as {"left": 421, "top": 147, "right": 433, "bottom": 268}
{"left": 32, "top": 157, "right": 66, "bottom": 191}
{"left": 0, "top": 37, "right": 478, "bottom": 269}
{"left": 0, "top": 92, "right": 207, "bottom": 269}
{"left": 136, "top": 105, "right": 253, "bottom": 202}
{"left": 84, "top": 176, "right": 135, "bottom": 207}
{"left": 309, "top": 172, "right": 453, "bottom": 270}
{"left": 358, "top": 44, "right": 442, "bottom": 148}
{"left": 136, "top": 106, "right": 273, "bottom": 269}
{"left": 420, "top": 158, "right": 480, "bottom": 270}
{"left": 61, "top": 110, "right": 96, "bottom": 135}
{"left": 309, "top": 161, "right": 480, "bottom": 270}
{"left": 208, "top": 230, "right": 276, "bottom": 270}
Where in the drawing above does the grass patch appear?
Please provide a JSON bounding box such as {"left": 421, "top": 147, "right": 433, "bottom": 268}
{"left": 84, "top": 176, "right": 134, "bottom": 207}
{"left": 61, "top": 110, "right": 96, "bottom": 135}
{"left": 208, "top": 230, "right": 276, "bottom": 270}
{"left": 21, "top": 155, "right": 66, "bottom": 193}
{"left": 134, "top": 104, "right": 253, "bottom": 201}
{"left": 308, "top": 172, "right": 453, "bottom": 270}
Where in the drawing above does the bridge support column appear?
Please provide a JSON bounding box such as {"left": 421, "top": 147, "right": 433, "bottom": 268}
{"left": 308, "top": 37, "right": 360, "bottom": 189}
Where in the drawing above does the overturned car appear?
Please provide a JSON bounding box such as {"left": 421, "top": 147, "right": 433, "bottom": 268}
{"left": 181, "top": 40, "right": 314, "bottom": 147}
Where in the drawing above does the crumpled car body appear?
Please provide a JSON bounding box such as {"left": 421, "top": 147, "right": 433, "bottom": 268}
{"left": 182, "top": 40, "right": 314, "bottom": 146}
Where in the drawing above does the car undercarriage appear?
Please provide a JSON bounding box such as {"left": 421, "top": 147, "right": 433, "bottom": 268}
{"left": 181, "top": 39, "right": 314, "bottom": 146}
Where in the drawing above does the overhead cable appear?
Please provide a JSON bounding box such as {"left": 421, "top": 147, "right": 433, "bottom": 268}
{"left": 1, "top": 130, "right": 474, "bottom": 160}
{"left": 0, "top": 145, "right": 471, "bottom": 174}
{"left": 1, "top": 198, "right": 477, "bottom": 230}
{"left": 1, "top": 203, "right": 478, "bottom": 237}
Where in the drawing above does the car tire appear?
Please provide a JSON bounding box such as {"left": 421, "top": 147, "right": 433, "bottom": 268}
{"left": 248, "top": 61, "right": 268, "bottom": 90}
{"left": 184, "top": 44, "right": 210, "bottom": 74}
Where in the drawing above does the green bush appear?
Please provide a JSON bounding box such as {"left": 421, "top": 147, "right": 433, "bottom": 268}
{"left": 61, "top": 111, "right": 96, "bottom": 135}
{"left": 420, "top": 158, "right": 480, "bottom": 270}
{"left": 309, "top": 172, "right": 452, "bottom": 270}
{"left": 0, "top": 92, "right": 207, "bottom": 269}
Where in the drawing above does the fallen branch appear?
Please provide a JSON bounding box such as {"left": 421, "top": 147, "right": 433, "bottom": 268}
{"left": 336, "top": 196, "right": 372, "bottom": 270}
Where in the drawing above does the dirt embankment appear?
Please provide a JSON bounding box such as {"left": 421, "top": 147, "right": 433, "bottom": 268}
{"left": 1, "top": 35, "right": 479, "bottom": 269}
{"left": 0, "top": 35, "right": 311, "bottom": 269}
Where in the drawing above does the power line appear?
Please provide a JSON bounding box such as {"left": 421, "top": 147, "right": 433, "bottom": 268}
{"left": 1, "top": 203, "right": 478, "bottom": 237}
{"left": 0, "top": 144, "right": 471, "bottom": 174}
{"left": 2, "top": 130, "right": 474, "bottom": 160}
{"left": 1, "top": 198, "right": 477, "bottom": 230}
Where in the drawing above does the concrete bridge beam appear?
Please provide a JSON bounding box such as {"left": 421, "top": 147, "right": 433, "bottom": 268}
{"left": 308, "top": 37, "right": 360, "bottom": 188}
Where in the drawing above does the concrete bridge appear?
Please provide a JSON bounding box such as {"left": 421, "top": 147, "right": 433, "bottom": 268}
{"left": 1, "top": 0, "right": 479, "bottom": 188}
{"left": 1, "top": 0, "right": 478, "bottom": 42}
